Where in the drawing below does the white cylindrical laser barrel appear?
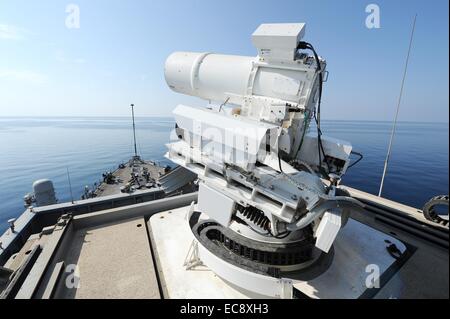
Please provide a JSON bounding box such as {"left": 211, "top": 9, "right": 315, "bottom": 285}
{"left": 165, "top": 51, "right": 313, "bottom": 105}
{"left": 165, "top": 52, "right": 255, "bottom": 104}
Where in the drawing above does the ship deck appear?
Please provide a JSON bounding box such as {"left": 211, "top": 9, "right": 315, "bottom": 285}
{"left": 0, "top": 188, "right": 447, "bottom": 299}
{"left": 92, "top": 156, "right": 167, "bottom": 198}
{"left": 55, "top": 217, "right": 160, "bottom": 299}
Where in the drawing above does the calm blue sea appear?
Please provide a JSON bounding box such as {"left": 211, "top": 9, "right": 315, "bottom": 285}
{"left": 0, "top": 117, "right": 448, "bottom": 233}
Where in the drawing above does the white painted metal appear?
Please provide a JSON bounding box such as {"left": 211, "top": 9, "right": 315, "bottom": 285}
{"left": 150, "top": 206, "right": 249, "bottom": 299}
{"left": 315, "top": 210, "right": 342, "bottom": 253}
{"left": 197, "top": 239, "right": 294, "bottom": 299}
{"left": 163, "top": 23, "right": 365, "bottom": 296}
{"left": 165, "top": 52, "right": 254, "bottom": 106}
{"left": 172, "top": 104, "right": 279, "bottom": 171}
{"left": 198, "top": 183, "right": 235, "bottom": 227}
{"left": 150, "top": 206, "right": 407, "bottom": 299}
{"left": 296, "top": 134, "right": 353, "bottom": 174}
{"left": 164, "top": 38, "right": 322, "bottom": 127}
{"left": 32, "top": 179, "right": 57, "bottom": 207}
{"left": 166, "top": 140, "right": 329, "bottom": 225}
{"left": 293, "top": 219, "right": 407, "bottom": 299}
{"left": 165, "top": 22, "right": 352, "bottom": 175}
{"left": 252, "top": 23, "right": 306, "bottom": 62}
{"left": 165, "top": 21, "right": 361, "bottom": 234}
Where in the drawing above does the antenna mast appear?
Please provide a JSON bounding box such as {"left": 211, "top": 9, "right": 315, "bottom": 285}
{"left": 131, "top": 103, "right": 138, "bottom": 157}
{"left": 379, "top": 14, "right": 417, "bottom": 197}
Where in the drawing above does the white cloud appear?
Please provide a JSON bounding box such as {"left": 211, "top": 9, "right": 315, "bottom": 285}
{"left": 0, "top": 70, "right": 48, "bottom": 84}
{"left": 0, "top": 24, "right": 28, "bottom": 40}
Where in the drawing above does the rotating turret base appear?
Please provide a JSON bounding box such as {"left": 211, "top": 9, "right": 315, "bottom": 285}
{"left": 149, "top": 205, "right": 409, "bottom": 299}
{"left": 189, "top": 211, "right": 325, "bottom": 277}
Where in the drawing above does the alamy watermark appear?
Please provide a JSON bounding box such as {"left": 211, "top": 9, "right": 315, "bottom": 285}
{"left": 65, "top": 4, "right": 80, "bottom": 29}
{"left": 65, "top": 264, "right": 81, "bottom": 289}
{"left": 169, "top": 120, "right": 279, "bottom": 167}
{"left": 366, "top": 4, "right": 381, "bottom": 29}
{"left": 365, "top": 264, "right": 381, "bottom": 289}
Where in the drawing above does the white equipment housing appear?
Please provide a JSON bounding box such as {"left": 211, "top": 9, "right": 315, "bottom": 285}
{"left": 164, "top": 23, "right": 363, "bottom": 297}
{"left": 32, "top": 179, "right": 57, "bottom": 207}
{"left": 165, "top": 24, "right": 351, "bottom": 173}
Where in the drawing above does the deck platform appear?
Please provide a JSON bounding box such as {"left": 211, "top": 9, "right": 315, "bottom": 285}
{"left": 94, "top": 157, "right": 166, "bottom": 198}
{"left": 55, "top": 218, "right": 160, "bottom": 299}
{"left": 0, "top": 189, "right": 447, "bottom": 299}
{"left": 148, "top": 207, "right": 249, "bottom": 299}
{"left": 148, "top": 206, "right": 410, "bottom": 299}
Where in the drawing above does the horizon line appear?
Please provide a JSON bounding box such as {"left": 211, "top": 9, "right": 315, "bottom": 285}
{"left": 0, "top": 115, "right": 448, "bottom": 125}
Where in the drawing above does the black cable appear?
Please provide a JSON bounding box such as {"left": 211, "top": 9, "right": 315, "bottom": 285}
{"left": 314, "top": 111, "right": 332, "bottom": 176}
{"left": 273, "top": 231, "right": 291, "bottom": 239}
{"left": 278, "top": 150, "right": 284, "bottom": 173}
{"left": 313, "top": 110, "right": 323, "bottom": 173}
{"left": 310, "top": 46, "right": 331, "bottom": 175}
{"left": 296, "top": 41, "right": 331, "bottom": 177}
{"left": 268, "top": 228, "right": 291, "bottom": 239}
{"left": 348, "top": 150, "right": 364, "bottom": 169}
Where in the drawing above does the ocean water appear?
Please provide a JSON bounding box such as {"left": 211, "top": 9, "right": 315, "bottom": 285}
{"left": 0, "top": 117, "right": 448, "bottom": 233}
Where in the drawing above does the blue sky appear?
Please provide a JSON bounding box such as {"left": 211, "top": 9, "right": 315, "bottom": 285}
{"left": 0, "top": 0, "right": 448, "bottom": 122}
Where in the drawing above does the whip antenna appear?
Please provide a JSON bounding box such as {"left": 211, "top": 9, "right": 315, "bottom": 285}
{"left": 379, "top": 14, "right": 417, "bottom": 197}
{"left": 131, "top": 103, "right": 138, "bottom": 157}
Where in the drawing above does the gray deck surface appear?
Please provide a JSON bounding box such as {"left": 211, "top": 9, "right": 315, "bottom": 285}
{"left": 1, "top": 185, "right": 447, "bottom": 299}
{"left": 353, "top": 210, "right": 449, "bottom": 299}
{"left": 55, "top": 218, "right": 160, "bottom": 299}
